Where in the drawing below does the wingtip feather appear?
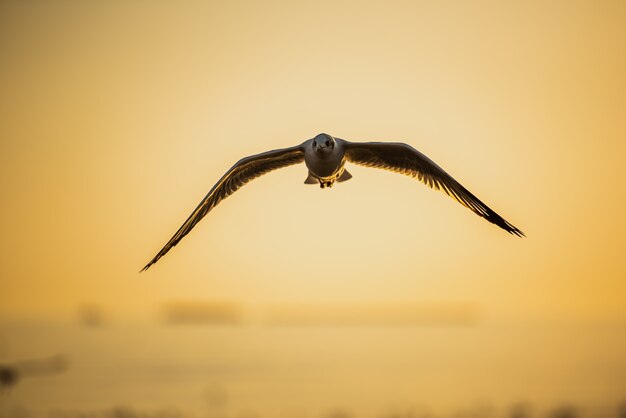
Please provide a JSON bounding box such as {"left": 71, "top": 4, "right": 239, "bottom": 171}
{"left": 507, "top": 224, "right": 525, "bottom": 237}
{"left": 140, "top": 259, "right": 156, "bottom": 273}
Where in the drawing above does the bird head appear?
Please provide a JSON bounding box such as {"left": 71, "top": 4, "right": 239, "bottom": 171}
{"left": 312, "top": 133, "right": 335, "bottom": 155}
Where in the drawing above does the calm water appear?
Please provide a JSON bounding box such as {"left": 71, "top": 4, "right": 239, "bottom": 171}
{"left": 1, "top": 319, "right": 625, "bottom": 417}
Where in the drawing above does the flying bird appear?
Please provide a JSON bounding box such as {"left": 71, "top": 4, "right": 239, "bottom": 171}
{"left": 142, "top": 133, "right": 523, "bottom": 271}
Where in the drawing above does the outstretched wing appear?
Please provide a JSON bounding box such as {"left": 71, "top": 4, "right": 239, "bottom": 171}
{"left": 341, "top": 140, "right": 524, "bottom": 236}
{"left": 142, "top": 145, "right": 305, "bottom": 271}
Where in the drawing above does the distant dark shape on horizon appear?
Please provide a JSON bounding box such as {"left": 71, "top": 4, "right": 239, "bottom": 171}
{"left": 0, "top": 355, "right": 67, "bottom": 391}
{"left": 618, "top": 400, "right": 626, "bottom": 418}
{"left": 0, "top": 367, "right": 17, "bottom": 391}
{"left": 509, "top": 402, "right": 533, "bottom": 418}
{"left": 142, "top": 133, "right": 524, "bottom": 270}
{"left": 550, "top": 405, "right": 579, "bottom": 418}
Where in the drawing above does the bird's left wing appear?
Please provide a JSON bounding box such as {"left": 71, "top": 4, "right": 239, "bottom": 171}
{"left": 341, "top": 139, "right": 524, "bottom": 236}
{"left": 142, "top": 145, "right": 305, "bottom": 271}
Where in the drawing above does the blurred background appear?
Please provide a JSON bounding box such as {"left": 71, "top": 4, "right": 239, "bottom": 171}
{"left": 1, "top": 0, "right": 625, "bottom": 416}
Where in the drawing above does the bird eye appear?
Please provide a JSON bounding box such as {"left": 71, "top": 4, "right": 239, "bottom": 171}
{"left": 325, "top": 140, "right": 331, "bottom": 146}
{"left": 312, "top": 141, "right": 316, "bottom": 148}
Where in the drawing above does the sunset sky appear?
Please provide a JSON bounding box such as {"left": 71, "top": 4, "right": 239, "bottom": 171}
{"left": 1, "top": 0, "right": 625, "bottom": 323}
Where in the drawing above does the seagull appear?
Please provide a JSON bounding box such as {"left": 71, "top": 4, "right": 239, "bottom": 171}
{"left": 142, "top": 133, "right": 523, "bottom": 271}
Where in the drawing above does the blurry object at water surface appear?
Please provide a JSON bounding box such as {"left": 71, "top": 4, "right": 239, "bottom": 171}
{"left": 0, "top": 355, "right": 67, "bottom": 391}
{"left": 449, "top": 402, "right": 495, "bottom": 418}
{"left": 204, "top": 383, "right": 229, "bottom": 418}
{"left": 77, "top": 303, "right": 107, "bottom": 328}
{"left": 48, "top": 405, "right": 185, "bottom": 418}
{"left": 378, "top": 405, "right": 425, "bottom": 418}
{"left": 162, "top": 301, "right": 242, "bottom": 325}
{"left": 0, "top": 367, "right": 17, "bottom": 391}
{"left": 549, "top": 405, "right": 579, "bottom": 418}
{"left": 204, "top": 383, "right": 229, "bottom": 408}
{"left": 618, "top": 400, "right": 626, "bottom": 418}
{"left": 267, "top": 302, "right": 479, "bottom": 327}
{"left": 327, "top": 408, "right": 354, "bottom": 418}
{"left": 159, "top": 300, "right": 478, "bottom": 327}
{"left": 508, "top": 403, "right": 533, "bottom": 418}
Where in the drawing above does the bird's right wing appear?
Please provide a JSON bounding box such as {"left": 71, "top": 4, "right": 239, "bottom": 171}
{"left": 142, "top": 145, "right": 305, "bottom": 271}
{"left": 342, "top": 140, "right": 524, "bottom": 236}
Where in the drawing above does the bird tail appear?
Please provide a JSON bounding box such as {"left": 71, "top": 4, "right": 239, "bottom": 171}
{"left": 337, "top": 169, "right": 352, "bottom": 182}
{"left": 304, "top": 173, "right": 318, "bottom": 184}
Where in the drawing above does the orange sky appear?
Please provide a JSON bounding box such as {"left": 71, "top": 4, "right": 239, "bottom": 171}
{"left": 1, "top": 0, "right": 625, "bottom": 322}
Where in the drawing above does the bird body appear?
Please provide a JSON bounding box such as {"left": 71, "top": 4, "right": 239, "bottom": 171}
{"left": 304, "top": 134, "right": 349, "bottom": 187}
{"left": 142, "top": 133, "right": 523, "bottom": 271}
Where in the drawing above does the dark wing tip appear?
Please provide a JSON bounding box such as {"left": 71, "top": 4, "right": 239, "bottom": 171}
{"left": 501, "top": 219, "right": 525, "bottom": 237}
{"left": 140, "top": 256, "right": 159, "bottom": 273}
